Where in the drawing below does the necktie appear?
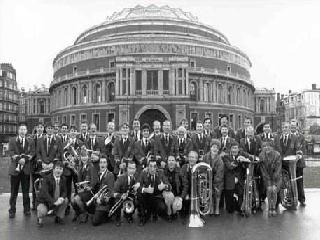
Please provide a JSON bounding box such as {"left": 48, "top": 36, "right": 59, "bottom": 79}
{"left": 284, "top": 135, "right": 288, "bottom": 146}
{"left": 22, "top": 138, "right": 25, "bottom": 149}
{"left": 54, "top": 179, "right": 60, "bottom": 200}
{"left": 166, "top": 135, "right": 169, "bottom": 143}
{"left": 47, "top": 138, "right": 50, "bottom": 153}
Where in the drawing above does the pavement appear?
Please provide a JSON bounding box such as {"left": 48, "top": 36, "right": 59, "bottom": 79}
{"left": 1, "top": 189, "right": 320, "bottom": 240}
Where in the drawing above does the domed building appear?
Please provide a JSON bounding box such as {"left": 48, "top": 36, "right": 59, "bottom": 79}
{"left": 50, "top": 5, "right": 254, "bottom": 131}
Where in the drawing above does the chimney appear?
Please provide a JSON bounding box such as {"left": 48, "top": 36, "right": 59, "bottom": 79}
{"left": 312, "top": 84, "right": 317, "bottom": 90}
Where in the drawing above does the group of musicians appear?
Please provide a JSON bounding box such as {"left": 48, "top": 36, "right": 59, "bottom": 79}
{"left": 7, "top": 114, "right": 306, "bottom": 227}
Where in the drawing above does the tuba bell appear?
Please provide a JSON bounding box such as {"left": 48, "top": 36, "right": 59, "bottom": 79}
{"left": 280, "top": 154, "right": 302, "bottom": 210}
{"left": 188, "top": 162, "right": 213, "bottom": 228}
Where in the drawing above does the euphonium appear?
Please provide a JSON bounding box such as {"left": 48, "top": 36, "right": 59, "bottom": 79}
{"left": 280, "top": 154, "right": 302, "bottom": 210}
{"left": 188, "top": 162, "right": 213, "bottom": 228}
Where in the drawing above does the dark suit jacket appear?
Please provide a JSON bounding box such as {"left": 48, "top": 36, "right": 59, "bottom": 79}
{"left": 77, "top": 162, "right": 93, "bottom": 182}
{"left": 213, "top": 126, "right": 236, "bottom": 139}
{"left": 190, "top": 133, "right": 210, "bottom": 156}
{"left": 235, "top": 128, "right": 246, "bottom": 143}
{"left": 134, "top": 138, "right": 155, "bottom": 166}
{"left": 219, "top": 136, "right": 235, "bottom": 153}
{"left": 37, "top": 173, "right": 67, "bottom": 208}
{"left": 84, "top": 136, "right": 102, "bottom": 151}
{"left": 259, "top": 149, "right": 282, "bottom": 188}
{"left": 129, "top": 130, "right": 143, "bottom": 142}
{"left": 8, "top": 136, "right": 35, "bottom": 176}
{"left": 114, "top": 172, "right": 139, "bottom": 194}
{"left": 203, "top": 153, "right": 224, "bottom": 191}
{"left": 239, "top": 137, "right": 262, "bottom": 157}
{"left": 162, "top": 167, "right": 182, "bottom": 196}
{"left": 138, "top": 169, "right": 168, "bottom": 197}
{"left": 101, "top": 135, "right": 117, "bottom": 170}
{"left": 222, "top": 154, "right": 245, "bottom": 190}
{"left": 36, "top": 136, "right": 62, "bottom": 164}
{"left": 86, "top": 167, "right": 115, "bottom": 196}
{"left": 78, "top": 133, "right": 89, "bottom": 144}
{"left": 174, "top": 137, "right": 192, "bottom": 162}
{"left": 293, "top": 133, "right": 306, "bottom": 168}
{"left": 31, "top": 135, "right": 43, "bottom": 173}
{"left": 180, "top": 164, "right": 192, "bottom": 199}
{"left": 155, "top": 134, "right": 179, "bottom": 161}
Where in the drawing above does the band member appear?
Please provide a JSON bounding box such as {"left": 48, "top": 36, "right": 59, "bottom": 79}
{"left": 203, "top": 139, "right": 224, "bottom": 215}
{"left": 113, "top": 161, "right": 140, "bottom": 226}
{"left": 156, "top": 120, "right": 179, "bottom": 165}
{"left": 203, "top": 117, "right": 214, "bottom": 138}
{"left": 259, "top": 122, "right": 276, "bottom": 145}
{"left": 290, "top": 120, "right": 306, "bottom": 206}
{"left": 37, "top": 124, "right": 63, "bottom": 171}
{"left": 31, "top": 123, "right": 45, "bottom": 210}
{"left": 259, "top": 142, "right": 282, "bottom": 216}
{"left": 85, "top": 123, "right": 102, "bottom": 171}
{"left": 213, "top": 114, "right": 236, "bottom": 139}
{"left": 239, "top": 125, "right": 264, "bottom": 208}
{"left": 78, "top": 122, "right": 89, "bottom": 143}
{"left": 101, "top": 121, "right": 117, "bottom": 173}
{"left": 219, "top": 126, "right": 235, "bottom": 153}
{"left": 222, "top": 141, "right": 245, "bottom": 214}
{"left": 53, "top": 122, "right": 61, "bottom": 139}
{"left": 136, "top": 159, "right": 168, "bottom": 226}
{"left": 37, "top": 161, "right": 69, "bottom": 227}
{"left": 62, "top": 125, "right": 81, "bottom": 215}
{"left": 162, "top": 156, "right": 183, "bottom": 221}
{"left": 179, "top": 119, "right": 191, "bottom": 139}
{"left": 8, "top": 124, "right": 34, "bottom": 218}
{"left": 175, "top": 126, "right": 192, "bottom": 167}
{"left": 134, "top": 123, "right": 155, "bottom": 172}
{"left": 130, "top": 119, "right": 142, "bottom": 142}
{"left": 191, "top": 121, "right": 210, "bottom": 159}
{"left": 71, "top": 150, "right": 94, "bottom": 223}
{"left": 150, "top": 120, "right": 162, "bottom": 139}
{"left": 91, "top": 157, "right": 115, "bottom": 226}
{"left": 235, "top": 117, "right": 253, "bottom": 143}
{"left": 113, "top": 123, "right": 134, "bottom": 176}
{"left": 180, "top": 151, "right": 198, "bottom": 220}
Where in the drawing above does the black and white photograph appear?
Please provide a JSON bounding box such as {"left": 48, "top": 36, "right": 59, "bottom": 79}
{"left": 0, "top": 0, "right": 319, "bottom": 239}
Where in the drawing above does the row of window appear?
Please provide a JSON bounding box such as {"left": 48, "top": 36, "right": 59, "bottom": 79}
{"left": 0, "top": 113, "right": 18, "bottom": 122}
{"left": 0, "top": 79, "right": 17, "bottom": 90}
{"left": 53, "top": 112, "right": 116, "bottom": 131}
{"left": 0, "top": 124, "right": 17, "bottom": 134}
{"left": 0, "top": 102, "right": 18, "bottom": 111}
{"left": 0, "top": 89, "right": 18, "bottom": 101}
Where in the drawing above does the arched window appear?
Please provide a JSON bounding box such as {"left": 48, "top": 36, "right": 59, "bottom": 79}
{"left": 58, "top": 90, "right": 61, "bottom": 107}
{"left": 228, "top": 86, "right": 232, "bottom": 104}
{"left": 72, "top": 87, "right": 77, "bottom": 105}
{"left": 237, "top": 88, "right": 240, "bottom": 104}
{"left": 39, "top": 100, "right": 45, "bottom": 114}
{"left": 260, "top": 99, "right": 265, "bottom": 113}
{"left": 82, "top": 85, "right": 87, "bottom": 103}
{"left": 190, "top": 82, "right": 197, "bottom": 101}
{"left": 108, "top": 82, "right": 115, "bottom": 102}
{"left": 64, "top": 88, "right": 68, "bottom": 106}
{"left": 94, "top": 83, "right": 101, "bottom": 103}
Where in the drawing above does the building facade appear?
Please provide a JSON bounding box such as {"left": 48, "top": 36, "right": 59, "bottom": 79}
{"left": 0, "top": 63, "right": 19, "bottom": 143}
{"left": 254, "top": 88, "right": 277, "bottom": 133}
{"left": 19, "top": 87, "right": 51, "bottom": 133}
{"left": 50, "top": 5, "right": 255, "bottom": 131}
{"left": 282, "top": 84, "right": 320, "bottom": 133}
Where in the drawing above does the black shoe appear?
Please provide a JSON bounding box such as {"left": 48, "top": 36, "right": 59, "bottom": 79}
{"left": 55, "top": 217, "right": 65, "bottom": 225}
{"left": 24, "top": 210, "right": 31, "bottom": 216}
{"left": 127, "top": 217, "right": 133, "bottom": 224}
{"left": 65, "top": 206, "right": 70, "bottom": 216}
{"left": 72, "top": 214, "right": 79, "bottom": 222}
{"left": 167, "top": 215, "right": 172, "bottom": 223}
{"left": 9, "top": 212, "right": 15, "bottom": 219}
{"left": 300, "top": 201, "right": 306, "bottom": 207}
{"left": 31, "top": 204, "right": 36, "bottom": 211}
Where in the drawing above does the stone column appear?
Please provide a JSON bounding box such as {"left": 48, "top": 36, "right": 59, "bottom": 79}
{"left": 115, "top": 68, "right": 120, "bottom": 96}
{"left": 130, "top": 68, "right": 135, "bottom": 96}
{"left": 102, "top": 79, "right": 106, "bottom": 102}
{"left": 199, "top": 77, "right": 204, "bottom": 102}
{"left": 126, "top": 68, "right": 129, "bottom": 96}
{"left": 170, "top": 69, "right": 175, "bottom": 95}
{"left": 88, "top": 81, "right": 93, "bottom": 103}
{"left": 182, "top": 68, "right": 185, "bottom": 95}
{"left": 186, "top": 69, "right": 189, "bottom": 96}
{"left": 77, "top": 83, "right": 81, "bottom": 105}
{"left": 158, "top": 70, "right": 163, "bottom": 96}
{"left": 142, "top": 69, "right": 147, "bottom": 96}
{"left": 175, "top": 69, "right": 179, "bottom": 95}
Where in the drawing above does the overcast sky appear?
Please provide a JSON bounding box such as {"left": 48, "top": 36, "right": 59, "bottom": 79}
{"left": 0, "top": 0, "right": 319, "bottom": 94}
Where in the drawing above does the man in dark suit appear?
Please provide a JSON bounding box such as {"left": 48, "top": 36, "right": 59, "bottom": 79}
{"left": 235, "top": 117, "right": 253, "bottom": 143}
{"left": 113, "top": 123, "right": 135, "bottom": 176}
{"left": 175, "top": 126, "right": 192, "bottom": 167}
{"left": 258, "top": 122, "right": 276, "bottom": 145}
{"left": 113, "top": 161, "right": 140, "bottom": 226}
{"left": 136, "top": 159, "right": 168, "bottom": 226}
{"left": 36, "top": 161, "right": 68, "bottom": 227}
{"left": 290, "top": 120, "right": 306, "bottom": 206}
{"left": 85, "top": 123, "right": 102, "bottom": 171}
{"left": 36, "top": 124, "right": 63, "bottom": 170}
{"left": 101, "top": 121, "right": 117, "bottom": 173}
{"left": 191, "top": 121, "right": 210, "bottom": 159}
{"left": 130, "top": 119, "right": 142, "bottom": 142}
{"left": 31, "top": 123, "right": 45, "bottom": 210}
{"left": 8, "top": 124, "right": 35, "bottom": 218}
{"left": 155, "top": 120, "right": 179, "bottom": 167}
{"left": 78, "top": 122, "right": 89, "bottom": 143}
{"left": 134, "top": 123, "right": 155, "bottom": 172}
{"left": 213, "top": 115, "right": 236, "bottom": 139}
{"left": 219, "top": 126, "right": 235, "bottom": 154}
{"left": 90, "top": 157, "right": 115, "bottom": 226}
{"left": 203, "top": 117, "right": 214, "bottom": 139}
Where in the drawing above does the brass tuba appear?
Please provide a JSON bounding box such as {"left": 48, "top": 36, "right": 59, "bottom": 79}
{"left": 280, "top": 154, "right": 302, "bottom": 210}
{"left": 188, "top": 162, "right": 213, "bottom": 228}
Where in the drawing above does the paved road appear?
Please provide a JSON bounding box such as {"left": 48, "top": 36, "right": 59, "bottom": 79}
{"left": 1, "top": 189, "right": 320, "bottom": 240}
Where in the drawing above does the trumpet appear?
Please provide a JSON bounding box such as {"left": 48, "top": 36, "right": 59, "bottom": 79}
{"left": 86, "top": 185, "right": 109, "bottom": 206}
{"left": 189, "top": 162, "right": 213, "bottom": 228}
{"left": 14, "top": 154, "right": 29, "bottom": 173}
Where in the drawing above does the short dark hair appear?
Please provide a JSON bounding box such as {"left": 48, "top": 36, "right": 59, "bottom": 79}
{"left": 18, "top": 123, "right": 27, "bottom": 129}
{"left": 220, "top": 114, "right": 229, "bottom": 120}
{"left": 70, "top": 126, "right": 77, "bottom": 131}
{"left": 203, "top": 117, "right": 211, "bottom": 124}
{"left": 230, "top": 140, "right": 239, "bottom": 148}
{"left": 61, "top": 123, "right": 69, "bottom": 129}
{"left": 210, "top": 139, "right": 221, "bottom": 148}
{"left": 45, "top": 123, "right": 53, "bottom": 129}
{"left": 53, "top": 160, "right": 64, "bottom": 169}
{"left": 121, "top": 123, "right": 129, "bottom": 129}
{"left": 142, "top": 123, "right": 151, "bottom": 131}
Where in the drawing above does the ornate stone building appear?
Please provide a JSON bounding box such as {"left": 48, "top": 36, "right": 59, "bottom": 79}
{"left": 50, "top": 5, "right": 255, "bottom": 131}
{"left": 19, "top": 86, "right": 51, "bottom": 133}
{"left": 0, "top": 63, "right": 19, "bottom": 144}
{"left": 254, "top": 88, "right": 277, "bottom": 133}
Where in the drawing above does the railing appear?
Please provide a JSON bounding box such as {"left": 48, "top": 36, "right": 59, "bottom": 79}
{"left": 135, "top": 90, "right": 142, "bottom": 95}
{"left": 51, "top": 67, "right": 116, "bottom": 86}
{"left": 188, "top": 67, "right": 252, "bottom": 83}
{"left": 146, "top": 90, "right": 159, "bottom": 95}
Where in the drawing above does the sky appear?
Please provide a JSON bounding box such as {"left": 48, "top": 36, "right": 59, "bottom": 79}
{"left": 0, "top": 0, "right": 319, "bottom": 94}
